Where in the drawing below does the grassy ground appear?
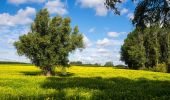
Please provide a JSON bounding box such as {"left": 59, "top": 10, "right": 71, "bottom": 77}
{"left": 0, "top": 64, "right": 170, "bottom": 100}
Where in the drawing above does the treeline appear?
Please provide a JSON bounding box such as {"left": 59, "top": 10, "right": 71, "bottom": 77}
{"left": 121, "top": 26, "right": 170, "bottom": 73}
{"left": 0, "top": 61, "right": 31, "bottom": 65}
{"left": 70, "top": 61, "right": 127, "bottom": 68}
{"left": 70, "top": 61, "right": 112, "bottom": 67}
{"left": 70, "top": 61, "right": 101, "bottom": 67}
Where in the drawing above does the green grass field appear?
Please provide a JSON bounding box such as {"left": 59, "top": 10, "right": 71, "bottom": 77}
{"left": 0, "top": 64, "right": 170, "bottom": 100}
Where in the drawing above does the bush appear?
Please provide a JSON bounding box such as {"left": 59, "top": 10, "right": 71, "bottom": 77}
{"left": 154, "top": 63, "right": 168, "bottom": 73}
{"left": 166, "top": 64, "right": 170, "bottom": 73}
{"left": 139, "top": 66, "right": 148, "bottom": 71}
{"left": 115, "top": 65, "right": 128, "bottom": 69}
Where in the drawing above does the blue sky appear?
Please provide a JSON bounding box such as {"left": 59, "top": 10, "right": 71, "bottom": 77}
{"left": 0, "top": 0, "right": 135, "bottom": 65}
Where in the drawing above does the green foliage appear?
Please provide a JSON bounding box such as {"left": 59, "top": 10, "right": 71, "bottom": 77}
{"left": 106, "top": 0, "right": 170, "bottom": 71}
{"left": 167, "top": 63, "right": 170, "bottom": 73}
{"left": 70, "top": 61, "right": 83, "bottom": 66}
{"left": 114, "top": 65, "right": 127, "bottom": 69}
{"left": 0, "top": 61, "right": 30, "bottom": 65}
{"left": 121, "top": 28, "right": 146, "bottom": 69}
{"left": 154, "top": 63, "right": 168, "bottom": 73}
{"left": 104, "top": 61, "right": 114, "bottom": 67}
{"left": 143, "top": 26, "right": 160, "bottom": 67}
{"left": 14, "top": 9, "right": 84, "bottom": 75}
{"left": 79, "top": 63, "right": 102, "bottom": 67}
{"left": 105, "top": 0, "right": 170, "bottom": 28}
{"left": 0, "top": 64, "right": 170, "bottom": 99}
{"left": 105, "top": 0, "right": 122, "bottom": 15}
{"left": 121, "top": 25, "right": 170, "bottom": 72}
{"left": 133, "top": 0, "right": 170, "bottom": 28}
{"left": 140, "top": 64, "right": 168, "bottom": 73}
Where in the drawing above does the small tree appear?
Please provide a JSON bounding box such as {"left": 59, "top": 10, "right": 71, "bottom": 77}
{"left": 14, "top": 9, "right": 84, "bottom": 76}
{"left": 104, "top": 61, "right": 114, "bottom": 67}
{"left": 70, "top": 61, "right": 82, "bottom": 66}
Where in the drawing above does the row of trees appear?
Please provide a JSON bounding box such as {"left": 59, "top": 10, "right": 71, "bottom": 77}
{"left": 121, "top": 26, "right": 170, "bottom": 70}
{"left": 104, "top": 0, "right": 170, "bottom": 71}
{"left": 106, "top": 0, "right": 170, "bottom": 71}
{"left": 70, "top": 61, "right": 114, "bottom": 67}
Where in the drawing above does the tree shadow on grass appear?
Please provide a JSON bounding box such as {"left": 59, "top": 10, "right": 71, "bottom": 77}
{"left": 20, "top": 71, "right": 75, "bottom": 77}
{"left": 20, "top": 71, "right": 43, "bottom": 76}
{"left": 55, "top": 72, "right": 75, "bottom": 77}
{"left": 40, "top": 77, "right": 170, "bottom": 100}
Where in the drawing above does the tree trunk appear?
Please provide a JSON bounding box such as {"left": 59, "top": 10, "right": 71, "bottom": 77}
{"left": 44, "top": 67, "right": 53, "bottom": 76}
{"left": 61, "top": 67, "right": 67, "bottom": 75}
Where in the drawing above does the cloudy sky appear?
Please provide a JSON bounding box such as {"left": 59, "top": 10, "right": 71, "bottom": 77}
{"left": 0, "top": 0, "right": 135, "bottom": 65}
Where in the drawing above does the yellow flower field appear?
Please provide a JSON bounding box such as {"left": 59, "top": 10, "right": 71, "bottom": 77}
{"left": 0, "top": 64, "right": 170, "bottom": 100}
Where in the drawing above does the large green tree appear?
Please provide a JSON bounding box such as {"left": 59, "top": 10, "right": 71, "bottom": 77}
{"left": 121, "top": 29, "right": 146, "bottom": 69}
{"left": 14, "top": 9, "right": 84, "bottom": 76}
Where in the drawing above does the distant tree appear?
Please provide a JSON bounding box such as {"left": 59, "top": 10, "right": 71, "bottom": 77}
{"left": 70, "top": 61, "right": 82, "bottom": 65}
{"left": 115, "top": 64, "right": 127, "bottom": 69}
{"left": 104, "top": 61, "right": 114, "bottom": 67}
{"left": 94, "top": 63, "right": 101, "bottom": 66}
{"left": 14, "top": 9, "right": 84, "bottom": 76}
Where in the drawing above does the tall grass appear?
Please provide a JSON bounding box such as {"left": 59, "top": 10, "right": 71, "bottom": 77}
{"left": 0, "top": 64, "right": 170, "bottom": 100}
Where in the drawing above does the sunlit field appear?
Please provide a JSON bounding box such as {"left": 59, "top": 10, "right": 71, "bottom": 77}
{"left": 0, "top": 64, "right": 170, "bottom": 100}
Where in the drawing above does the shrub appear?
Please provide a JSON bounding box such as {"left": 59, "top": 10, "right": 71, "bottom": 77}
{"left": 166, "top": 64, "right": 170, "bottom": 73}
{"left": 115, "top": 65, "right": 128, "bottom": 69}
{"left": 139, "top": 66, "right": 148, "bottom": 71}
{"left": 154, "top": 63, "right": 168, "bottom": 73}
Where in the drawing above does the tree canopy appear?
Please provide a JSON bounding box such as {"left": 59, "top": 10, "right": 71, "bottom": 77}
{"left": 104, "top": 61, "right": 114, "bottom": 67}
{"left": 105, "top": 0, "right": 170, "bottom": 28}
{"left": 121, "top": 26, "right": 170, "bottom": 69}
{"left": 14, "top": 9, "right": 84, "bottom": 76}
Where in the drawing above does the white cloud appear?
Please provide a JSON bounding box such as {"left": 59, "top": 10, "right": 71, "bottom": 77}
{"left": 96, "top": 38, "right": 123, "bottom": 47}
{"left": 120, "top": 8, "right": 128, "bottom": 15}
{"left": 83, "top": 35, "right": 93, "bottom": 47}
{"left": 127, "top": 13, "right": 134, "bottom": 20}
{"left": 0, "top": 7, "right": 36, "bottom": 26}
{"left": 97, "top": 48, "right": 112, "bottom": 57}
{"left": 0, "top": 49, "right": 30, "bottom": 63}
{"left": 96, "top": 38, "right": 111, "bottom": 46}
{"left": 0, "top": 25, "right": 30, "bottom": 48}
{"left": 97, "top": 48, "right": 109, "bottom": 53}
{"left": 89, "top": 27, "right": 95, "bottom": 33}
{"left": 45, "top": 0, "right": 68, "bottom": 15}
{"left": 0, "top": 25, "right": 31, "bottom": 63}
{"left": 107, "top": 32, "right": 119, "bottom": 38}
{"left": 107, "top": 31, "right": 127, "bottom": 38}
{"left": 76, "top": 0, "right": 108, "bottom": 16}
{"left": 69, "top": 46, "right": 124, "bottom": 65}
{"left": 8, "top": 0, "right": 45, "bottom": 5}
{"left": 7, "top": 38, "right": 16, "bottom": 44}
